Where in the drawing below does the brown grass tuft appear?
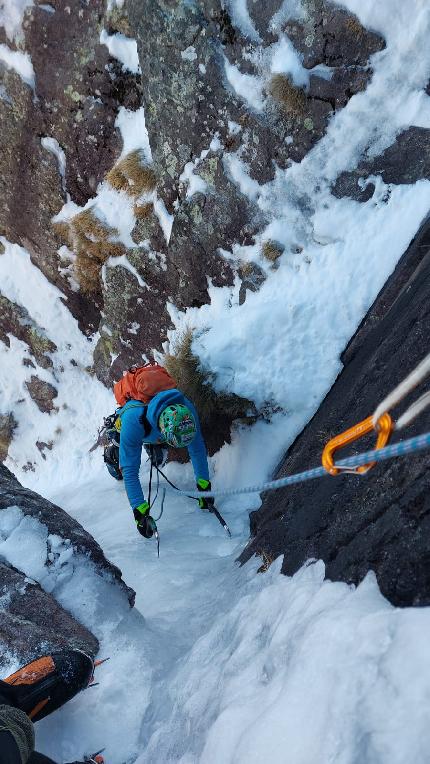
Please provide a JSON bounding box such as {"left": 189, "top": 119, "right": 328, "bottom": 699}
{"left": 84, "top": 240, "right": 126, "bottom": 262}
{"left": 75, "top": 253, "right": 101, "bottom": 294}
{"left": 52, "top": 221, "right": 72, "bottom": 245}
{"left": 164, "top": 329, "right": 255, "bottom": 437}
{"left": 240, "top": 261, "right": 255, "bottom": 278}
{"left": 106, "top": 165, "right": 130, "bottom": 193}
{"left": 107, "top": 8, "right": 133, "bottom": 36}
{"left": 56, "top": 208, "right": 126, "bottom": 293}
{"left": 262, "top": 240, "right": 284, "bottom": 263}
{"left": 106, "top": 150, "right": 156, "bottom": 198}
{"left": 268, "top": 74, "right": 307, "bottom": 115}
{"left": 72, "top": 209, "right": 119, "bottom": 242}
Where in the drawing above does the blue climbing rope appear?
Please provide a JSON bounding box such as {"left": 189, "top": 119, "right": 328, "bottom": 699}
{"left": 166, "top": 430, "right": 430, "bottom": 499}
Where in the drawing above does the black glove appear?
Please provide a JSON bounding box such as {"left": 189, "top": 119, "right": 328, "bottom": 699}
{"left": 197, "top": 479, "right": 215, "bottom": 511}
{"left": 133, "top": 503, "right": 156, "bottom": 538}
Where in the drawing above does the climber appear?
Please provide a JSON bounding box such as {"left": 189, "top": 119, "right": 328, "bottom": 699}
{"left": 0, "top": 651, "right": 103, "bottom": 764}
{"left": 104, "top": 363, "right": 214, "bottom": 538}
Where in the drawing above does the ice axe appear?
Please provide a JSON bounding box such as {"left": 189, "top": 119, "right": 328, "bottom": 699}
{"left": 154, "top": 469, "right": 231, "bottom": 536}
{"left": 209, "top": 504, "right": 231, "bottom": 536}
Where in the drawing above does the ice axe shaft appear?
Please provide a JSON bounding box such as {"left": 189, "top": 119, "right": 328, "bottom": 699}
{"left": 211, "top": 506, "right": 231, "bottom": 536}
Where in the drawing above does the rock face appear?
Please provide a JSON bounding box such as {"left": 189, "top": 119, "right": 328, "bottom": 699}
{"left": 239, "top": 217, "right": 430, "bottom": 607}
{"left": 0, "top": 0, "right": 142, "bottom": 333}
{"left": 1, "top": 0, "right": 387, "bottom": 461}
{"left": 0, "top": 463, "right": 136, "bottom": 670}
{"left": 1, "top": 0, "right": 383, "bottom": 379}
{"left": 25, "top": 376, "right": 58, "bottom": 413}
{"left": 0, "top": 562, "right": 98, "bottom": 670}
{"left": 107, "top": 0, "right": 384, "bottom": 387}
{"left": 0, "top": 295, "right": 56, "bottom": 369}
{"left": 0, "top": 464, "right": 135, "bottom": 606}
{"left": 333, "top": 127, "right": 430, "bottom": 201}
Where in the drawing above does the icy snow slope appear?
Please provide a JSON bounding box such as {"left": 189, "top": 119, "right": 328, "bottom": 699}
{"left": 31, "top": 464, "right": 430, "bottom": 764}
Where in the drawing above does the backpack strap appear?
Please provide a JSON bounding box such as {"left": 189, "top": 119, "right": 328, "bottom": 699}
{"left": 139, "top": 407, "right": 152, "bottom": 438}
{"left": 117, "top": 401, "right": 152, "bottom": 438}
{"left": 116, "top": 402, "right": 152, "bottom": 436}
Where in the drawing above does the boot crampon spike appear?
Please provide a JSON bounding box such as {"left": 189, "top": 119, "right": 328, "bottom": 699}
{"left": 0, "top": 649, "right": 98, "bottom": 722}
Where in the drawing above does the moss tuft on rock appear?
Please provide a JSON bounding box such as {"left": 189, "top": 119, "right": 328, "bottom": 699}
{"left": 268, "top": 74, "right": 307, "bottom": 115}
{"left": 107, "top": 7, "right": 133, "bottom": 36}
{"left": 262, "top": 240, "right": 284, "bottom": 263}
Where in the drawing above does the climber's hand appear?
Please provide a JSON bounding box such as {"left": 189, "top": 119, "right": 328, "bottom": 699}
{"left": 197, "top": 479, "right": 215, "bottom": 511}
{"left": 133, "top": 502, "right": 156, "bottom": 538}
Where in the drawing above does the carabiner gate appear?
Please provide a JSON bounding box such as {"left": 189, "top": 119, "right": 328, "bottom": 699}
{"left": 322, "top": 412, "right": 393, "bottom": 476}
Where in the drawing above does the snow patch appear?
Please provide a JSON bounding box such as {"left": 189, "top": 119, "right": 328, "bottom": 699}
{"left": 224, "top": 57, "right": 265, "bottom": 113}
{"left": 0, "top": 0, "right": 33, "bottom": 40}
{"left": 270, "top": 0, "right": 305, "bottom": 31}
{"left": 225, "top": 0, "right": 262, "bottom": 43}
{"left": 223, "top": 152, "right": 262, "bottom": 203}
{"left": 115, "top": 106, "right": 152, "bottom": 163}
{"left": 153, "top": 196, "right": 174, "bottom": 244}
{"left": 181, "top": 45, "right": 197, "bottom": 62}
{"left": 270, "top": 35, "right": 311, "bottom": 88}
{"left": 180, "top": 161, "right": 208, "bottom": 199}
{"left": 103, "top": 255, "right": 149, "bottom": 290}
{"left": 41, "top": 136, "right": 67, "bottom": 195}
{"left": 0, "top": 44, "right": 35, "bottom": 88}
{"left": 100, "top": 29, "right": 141, "bottom": 75}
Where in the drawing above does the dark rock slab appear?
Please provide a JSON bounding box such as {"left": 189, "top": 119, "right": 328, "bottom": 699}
{"left": 0, "top": 464, "right": 135, "bottom": 607}
{"left": 0, "top": 562, "right": 98, "bottom": 670}
{"left": 248, "top": 0, "right": 281, "bottom": 42}
{"left": 239, "top": 215, "right": 430, "bottom": 607}
{"left": 333, "top": 127, "right": 430, "bottom": 201}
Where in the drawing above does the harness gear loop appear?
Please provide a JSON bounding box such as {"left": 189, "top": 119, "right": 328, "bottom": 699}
{"left": 322, "top": 412, "right": 393, "bottom": 476}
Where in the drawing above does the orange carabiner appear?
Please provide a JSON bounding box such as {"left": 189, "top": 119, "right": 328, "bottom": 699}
{"left": 322, "top": 412, "right": 393, "bottom": 476}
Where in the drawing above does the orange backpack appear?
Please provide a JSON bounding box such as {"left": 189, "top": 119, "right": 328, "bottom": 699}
{"left": 114, "top": 363, "right": 177, "bottom": 407}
